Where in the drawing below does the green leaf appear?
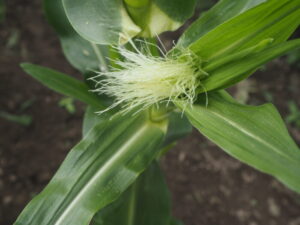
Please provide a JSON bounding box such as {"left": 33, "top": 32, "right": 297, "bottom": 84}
{"left": 178, "top": 0, "right": 267, "bottom": 47}
{"left": 124, "top": 2, "right": 183, "bottom": 37}
{"left": 0, "top": 111, "right": 32, "bottom": 127}
{"left": 14, "top": 111, "right": 168, "bottom": 225}
{"left": 21, "top": 63, "right": 104, "bottom": 109}
{"left": 91, "top": 161, "right": 171, "bottom": 225}
{"left": 201, "top": 39, "right": 300, "bottom": 92}
{"left": 188, "top": 0, "right": 300, "bottom": 60}
{"left": 82, "top": 106, "right": 100, "bottom": 136}
{"left": 58, "top": 97, "right": 76, "bottom": 114}
{"left": 82, "top": 105, "right": 115, "bottom": 137}
{"left": 61, "top": 36, "right": 108, "bottom": 73}
{"left": 62, "top": 0, "right": 141, "bottom": 45}
{"left": 180, "top": 91, "right": 300, "bottom": 193}
{"left": 44, "top": 0, "right": 108, "bottom": 73}
{"left": 153, "top": 0, "right": 197, "bottom": 23}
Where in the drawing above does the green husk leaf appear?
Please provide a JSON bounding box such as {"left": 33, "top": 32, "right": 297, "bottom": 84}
{"left": 178, "top": 0, "right": 267, "bottom": 47}
{"left": 189, "top": 0, "right": 300, "bottom": 60}
{"left": 201, "top": 39, "right": 300, "bottom": 92}
{"left": 153, "top": 0, "right": 197, "bottom": 23}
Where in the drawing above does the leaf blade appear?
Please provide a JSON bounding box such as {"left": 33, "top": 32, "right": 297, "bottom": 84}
{"left": 92, "top": 161, "right": 171, "bottom": 225}
{"left": 189, "top": 0, "right": 300, "bottom": 60}
{"left": 62, "top": 0, "right": 140, "bottom": 45}
{"left": 153, "top": 0, "right": 197, "bottom": 23}
{"left": 180, "top": 91, "right": 300, "bottom": 193}
{"left": 202, "top": 39, "right": 300, "bottom": 92}
{"left": 14, "top": 112, "right": 168, "bottom": 225}
{"left": 44, "top": 0, "right": 108, "bottom": 73}
{"left": 21, "top": 63, "right": 104, "bottom": 109}
{"left": 178, "top": 0, "right": 267, "bottom": 47}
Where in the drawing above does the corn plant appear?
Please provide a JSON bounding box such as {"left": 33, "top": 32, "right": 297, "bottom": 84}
{"left": 15, "top": 0, "right": 300, "bottom": 224}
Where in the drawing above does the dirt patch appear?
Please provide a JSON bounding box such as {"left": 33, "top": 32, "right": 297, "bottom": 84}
{"left": 1, "top": 1, "right": 300, "bottom": 225}
{"left": 0, "top": 1, "right": 84, "bottom": 223}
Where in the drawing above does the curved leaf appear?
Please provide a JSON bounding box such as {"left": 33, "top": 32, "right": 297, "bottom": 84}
{"left": 62, "top": 0, "right": 141, "bottom": 45}
{"left": 14, "top": 112, "right": 168, "bottom": 225}
{"left": 44, "top": 0, "right": 108, "bottom": 73}
{"left": 125, "top": 2, "right": 182, "bottom": 38}
{"left": 92, "top": 162, "right": 171, "bottom": 225}
{"left": 180, "top": 91, "right": 300, "bottom": 193}
{"left": 82, "top": 106, "right": 101, "bottom": 136}
{"left": 21, "top": 63, "right": 105, "bottom": 109}
{"left": 153, "top": 0, "right": 197, "bottom": 23}
{"left": 201, "top": 39, "right": 300, "bottom": 92}
{"left": 189, "top": 0, "right": 300, "bottom": 60}
{"left": 178, "top": 0, "right": 267, "bottom": 47}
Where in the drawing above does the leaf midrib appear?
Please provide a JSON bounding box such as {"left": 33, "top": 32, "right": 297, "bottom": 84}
{"left": 189, "top": 107, "right": 299, "bottom": 164}
{"left": 52, "top": 123, "right": 150, "bottom": 225}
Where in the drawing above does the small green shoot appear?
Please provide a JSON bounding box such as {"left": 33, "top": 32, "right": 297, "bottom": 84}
{"left": 0, "top": 111, "right": 32, "bottom": 126}
{"left": 58, "top": 97, "right": 76, "bottom": 114}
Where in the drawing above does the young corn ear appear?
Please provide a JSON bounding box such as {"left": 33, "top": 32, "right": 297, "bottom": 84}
{"left": 91, "top": 43, "right": 208, "bottom": 114}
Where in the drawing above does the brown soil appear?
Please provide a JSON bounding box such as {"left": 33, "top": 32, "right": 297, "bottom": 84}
{"left": 1, "top": 1, "right": 300, "bottom": 225}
